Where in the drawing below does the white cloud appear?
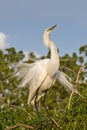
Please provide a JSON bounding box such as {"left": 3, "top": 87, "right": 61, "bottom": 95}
{"left": 0, "top": 32, "right": 7, "bottom": 49}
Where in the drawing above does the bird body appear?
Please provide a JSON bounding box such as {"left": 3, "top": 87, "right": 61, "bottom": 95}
{"left": 13, "top": 25, "right": 82, "bottom": 106}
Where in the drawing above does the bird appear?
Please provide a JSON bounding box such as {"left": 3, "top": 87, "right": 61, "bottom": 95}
{"left": 12, "top": 25, "right": 82, "bottom": 108}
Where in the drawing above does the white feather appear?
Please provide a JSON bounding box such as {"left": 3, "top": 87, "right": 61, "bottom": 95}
{"left": 13, "top": 61, "right": 47, "bottom": 88}
{"left": 10, "top": 25, "right": 84, "bottom": 105}
{"left": 55, "top": 70, "right": 78, "bottom": 94}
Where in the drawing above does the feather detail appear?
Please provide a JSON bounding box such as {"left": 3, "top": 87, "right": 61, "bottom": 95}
{"left": 55, "top": 70, "right": 78, "bottom": 94}
{"left": 11, "top": 61, "right": 47, "bottom": 89}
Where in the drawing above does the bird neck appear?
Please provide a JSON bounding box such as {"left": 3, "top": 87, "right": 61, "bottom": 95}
{"left": 43, "top": 34, "right": 60, "bottom": 65}
{"left": 50, "top": 41, "right": 59, "bottom": 62}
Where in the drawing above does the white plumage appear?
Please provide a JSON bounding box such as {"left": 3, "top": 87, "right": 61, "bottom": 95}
{"left": 13, "top": 25, "right": 81, "bottom": 106}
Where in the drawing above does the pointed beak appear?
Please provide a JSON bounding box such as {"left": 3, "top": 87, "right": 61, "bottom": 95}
{"left": 47, "top": 25, "right": 57, "bottom": 31}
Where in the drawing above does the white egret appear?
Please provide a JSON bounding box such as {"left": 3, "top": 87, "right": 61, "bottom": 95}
{"left": 13, "top": 25, "right": 82, "bottom": 108}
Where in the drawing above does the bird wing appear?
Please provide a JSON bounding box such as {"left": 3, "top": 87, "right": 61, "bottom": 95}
{"left": 55, "top": 70, "right": 78, "bottom": 94}
{"left": 12, "top": 61, "right": 47, "bottom": 89}
{"left": 11, "top": 62, "right": 35, "bottom": 81}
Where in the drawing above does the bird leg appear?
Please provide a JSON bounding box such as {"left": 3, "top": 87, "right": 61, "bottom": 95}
{"left": 34, "top": 75, "right": 48, "bottom": 115}
{"left": 43, "top": 90, "right": 62, "bottom": 130}
{"left": 34, "top": 88, "right": 40, "bottom": 116}
{"left": 43, "top": 90, "right": 49, "bottom": 115}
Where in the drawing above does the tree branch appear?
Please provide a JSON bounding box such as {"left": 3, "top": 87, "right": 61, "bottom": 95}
{"left": 5, "top": 123, "right": 34, "bottom": 130}
{"left": 68, "top": 65, "right": 87, "bottom": 110}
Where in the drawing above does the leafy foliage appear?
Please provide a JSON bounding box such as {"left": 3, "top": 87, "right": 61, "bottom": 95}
{"left": 0, "top": 45, "right": 87, "bottom": 130}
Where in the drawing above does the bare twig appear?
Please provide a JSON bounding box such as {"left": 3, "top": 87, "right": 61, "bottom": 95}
{"left": 68, "top": 91, "right": 74, "bottom": 110}
{"left": 68, "top": 65, "right": 87, "bottom": 110}
{"left": 5, "top": 123, "right": 34, "bottom": 130}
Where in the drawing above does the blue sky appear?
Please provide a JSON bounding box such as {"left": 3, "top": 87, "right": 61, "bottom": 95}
{"left": 0, "top": 0, "right": 87, "bottom": 56}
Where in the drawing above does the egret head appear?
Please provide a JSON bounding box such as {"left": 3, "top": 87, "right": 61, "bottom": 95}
{"left": 46, "top": 25, "right": 57, "bottom": 34}
{"left": 44, "top": 25, "right": 57, "bottom": 37}
{"left": 43, "top": 25, "right": 57, "bottom": 48}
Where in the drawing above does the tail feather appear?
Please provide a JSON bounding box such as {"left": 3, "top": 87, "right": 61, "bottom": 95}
{"left": 55, "top": 71, "right": 86, "bottom": 102}
{"left": 55, "top": 70, "right": 81, "bottom": 95}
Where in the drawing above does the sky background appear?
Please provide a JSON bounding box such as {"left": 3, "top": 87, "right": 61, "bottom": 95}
{"left": 0, "top": 0, "right": 87, "bottom": 57}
